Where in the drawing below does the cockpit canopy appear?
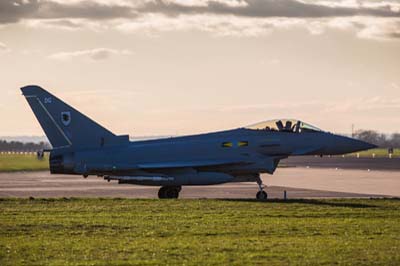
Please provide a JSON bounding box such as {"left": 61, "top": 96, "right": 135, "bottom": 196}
{"left": 245, "top": 119, "right": 323, "bottom": 133}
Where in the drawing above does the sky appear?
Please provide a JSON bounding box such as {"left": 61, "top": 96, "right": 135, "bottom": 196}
{"left": 0, "top": 0, "right": 399, "bottom": 137}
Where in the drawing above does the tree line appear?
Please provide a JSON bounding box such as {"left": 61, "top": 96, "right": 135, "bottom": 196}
{"left": 0, "top": 140, "right": 51, "bottom": 152}
{"left": 354, "top": 130, "right": 400, "bottom": 148}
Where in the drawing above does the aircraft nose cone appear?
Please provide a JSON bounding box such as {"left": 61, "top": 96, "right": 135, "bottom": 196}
{"left": 326, "top": 134, "right": 377, "bottom": 155}
{"left": 351, "top": 139, "right": 377, "bottom": 152}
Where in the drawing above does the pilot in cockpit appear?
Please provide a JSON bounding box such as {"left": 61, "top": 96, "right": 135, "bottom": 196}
{"left": 284, "top": 121, "right": 293, "bottom": 132}
{"left": 276, "top": 120, "right": 284, "bottom": 131}
{"left": 245, "top": 119, "right": 322, "bottom": 133}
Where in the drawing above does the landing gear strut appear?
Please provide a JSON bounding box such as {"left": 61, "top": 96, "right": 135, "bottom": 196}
{"left": 158, "top": 186, "right": 181, "bottom": 199}
{"left": 256, "top": 176, "right": 268, "bottom": 200}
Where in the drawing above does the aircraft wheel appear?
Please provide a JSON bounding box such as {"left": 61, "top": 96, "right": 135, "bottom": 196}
{"left": 165, "top": 187, "right": 179, "bottom": 199}
{"left": 256, "top": 191, "right": 268, "bottom": 201}
{"left": 158, "top": 186, "right": 180, "bottom": 199}
{"left": 158, "top": 187, "right": 167, "bottom": 199}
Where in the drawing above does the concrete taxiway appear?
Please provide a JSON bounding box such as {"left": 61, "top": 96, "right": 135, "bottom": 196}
{"left": 0, "top": 167, "right": 398, "bottom": 198}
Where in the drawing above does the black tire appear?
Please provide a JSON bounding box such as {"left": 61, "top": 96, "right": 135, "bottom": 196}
{"left": 158, "top": 186, "right": 180, "bottom": 199}
{"left": 256, "top": 191, "right": 268, "bottom": 200}
{"left": 165, "top": 187, "right": 179, "bottom": 199}
{"left": 158, "top": 187, "right": 167, "bottom": 199}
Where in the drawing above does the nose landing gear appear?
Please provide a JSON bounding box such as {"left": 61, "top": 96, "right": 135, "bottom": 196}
{"left": 158, "top": 186, "right": 182, "bottom": 199}
{"left": 256, "top": 176, "right": 268, "bottom": 200}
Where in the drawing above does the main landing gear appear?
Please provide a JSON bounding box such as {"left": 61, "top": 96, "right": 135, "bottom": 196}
{"left": 256, "top": 176, "right": 268, "bottom": 201}
{"left": 158, "top": 186, "right": 182, "bottom": 199}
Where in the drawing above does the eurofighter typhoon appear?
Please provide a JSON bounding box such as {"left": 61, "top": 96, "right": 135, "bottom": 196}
{"left": 21, "top": 85, "right": 376, "bottom": 199}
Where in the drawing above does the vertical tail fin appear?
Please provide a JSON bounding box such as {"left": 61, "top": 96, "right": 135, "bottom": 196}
{"left": 21, "top": 85, "right": 123, "bottom": 149}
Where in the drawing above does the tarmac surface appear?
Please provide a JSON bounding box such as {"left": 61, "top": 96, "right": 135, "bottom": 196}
{"left": 0, "top": 167, "right": 398, "bottom": 199}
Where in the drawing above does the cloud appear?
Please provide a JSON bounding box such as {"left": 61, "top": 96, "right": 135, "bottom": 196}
{"left": 356, "top": 19, "right": 400, "bottom": 40}
{"left": 0, "top": 0, "right": 38, "bottom": 24}
{"left": 2, "top": 0, "right": 399, "bottom": 24}
{"left": 391, "top": 82, "right": 400, "bottom": 89}
{"left": 0, "top": 0, "right": 137, "bottom": 24}
{"left": 323, "top": 96, "right": 400, "bottom": 113}
{"left": 325, "top": 16, "right": 400, "bottom": 40}
{"left": 180, "top": 96, "right": 400, "bottom": 114}
{"left": 1, "top": 0, "right": 400, "bottom": 40}
{"left": 116, "top": 14, "right": 280, "bottom": 37}
{"left": 48, "top": 48, "right": 132, "bottom": 61}
{"left": 138, "top": 0, "right": 400, "bottom": 18}
{"left": 0, "top": 42, "right": 7, "bottom": 50}
{"left": 24, "top": 18, "right": 107, "bottom": 31}
{"left": 115, "top": 14, "right": 400, "bottom": 40}
{"left": 0, "top": 42, "right": 10, "bottom": 53}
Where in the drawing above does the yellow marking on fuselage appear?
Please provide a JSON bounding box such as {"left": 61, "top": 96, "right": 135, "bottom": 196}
{"left": 222, "top": 142, "right": 233, "bottom": 148}
{"left": 238, "top": 141, "right": 249, "bottom": 147}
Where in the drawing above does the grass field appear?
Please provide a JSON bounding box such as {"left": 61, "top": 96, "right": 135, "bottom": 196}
{"left": 0, "top": 154, "right": 49, "bottom": 172}
{"left": 348, "top": 148, "right": 400, "bottom": 158}
{"left": 0, "top": 198, "right": 399, "bottom": 265}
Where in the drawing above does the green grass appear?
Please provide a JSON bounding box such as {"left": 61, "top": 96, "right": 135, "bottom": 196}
{"left": 0, "top": 198, "right": 399, "bottom": 265}
{"left": 347, "top": 148, "right": 400, "bottom": 158}
{"left": 0, "top": 154, "right": 49, "bottom": 172}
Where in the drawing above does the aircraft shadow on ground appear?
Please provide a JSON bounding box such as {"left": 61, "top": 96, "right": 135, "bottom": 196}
{"left": 219, "top": 198, "right": 379, "bottom": 208}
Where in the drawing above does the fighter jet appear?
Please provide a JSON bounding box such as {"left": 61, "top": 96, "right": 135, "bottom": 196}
{"left": 21, "top": 85, "right": 376, "bottom": 200}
